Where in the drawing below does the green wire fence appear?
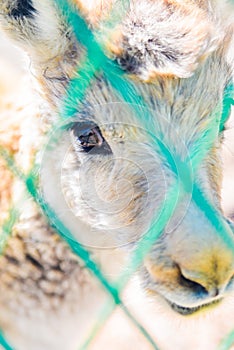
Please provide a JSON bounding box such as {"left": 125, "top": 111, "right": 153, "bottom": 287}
{"left": 0, "top": 0, "right": 234, "bottom": 349}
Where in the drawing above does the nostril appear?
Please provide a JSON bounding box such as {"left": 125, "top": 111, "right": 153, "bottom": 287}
{"left": 179, "top": 264, "right": 234, "bottom": 297}
{"left": 180, "top": 269, "right": 234, "bottom": 297}
{"left": 178, "top": 267, "right": 228, "bottom": 297}
{"left": 179, "top": 271, "right": 208, "bottom": 296}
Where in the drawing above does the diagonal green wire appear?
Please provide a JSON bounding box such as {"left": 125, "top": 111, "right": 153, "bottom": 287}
{"left": 220, "top": 83, "right": 234, "bottom": 132}
{"left": 219, "top": 331, "right": 234, "bottom": 350}
{"left": 0, "top": 331, "right": 14, "bottom": 350}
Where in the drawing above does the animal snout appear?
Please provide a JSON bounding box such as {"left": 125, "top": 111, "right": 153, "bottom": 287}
{"left": 178, "top": 264, "right": 232, "bottom": 298}
{"left": 144, "top": 223, "right": 234, "bottom": 315}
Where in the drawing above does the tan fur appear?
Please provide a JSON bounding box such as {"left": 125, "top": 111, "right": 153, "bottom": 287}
{"left": 73, "top": 0, "right": 114, "bottom": 26}
{"left": 0, "top": 60, "right": 24, "bottom": 223}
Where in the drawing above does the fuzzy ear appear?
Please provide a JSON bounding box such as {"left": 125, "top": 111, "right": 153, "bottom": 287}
{"left": 1, "top": 1, "right": 68, "bottom": 57}
{"left": 106, "top": 0, "right": 225, "bottom": 80}
{"left": 0, "top": 0, "right": 81, "bottom": 106}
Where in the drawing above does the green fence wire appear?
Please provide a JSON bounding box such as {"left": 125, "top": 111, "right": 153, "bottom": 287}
{"left": 0, "top": 0, "right": 234, "bottom": 349}
{"left": 0, "top": 331, "right": 14, "bottom": 350}
{"left": 220, "top": 331, "right": 234, "bottom": 350}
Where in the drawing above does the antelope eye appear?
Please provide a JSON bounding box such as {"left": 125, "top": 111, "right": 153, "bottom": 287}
{"left": 71, "top": 122, "right": 112, "bottom": 155}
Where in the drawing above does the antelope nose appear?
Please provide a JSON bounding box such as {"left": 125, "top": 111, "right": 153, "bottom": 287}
{"left": 179, "top": 266, "right": 230, "bottom": 297}
{"left": 165, "top": 212, "right": 234, "bottom": 298}
{"left": 176, "top": 246, "right": 234, "bottom": 296}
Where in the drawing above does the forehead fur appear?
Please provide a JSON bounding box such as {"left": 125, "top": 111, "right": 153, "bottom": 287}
{"left": 74, "top": 0, "right": 228, "bottom": 79}
{"left": 0, "top": 0, "right": 232, "bottom": 108}
{"left": 0, "top": 0, "right": 232, "bottom": 81}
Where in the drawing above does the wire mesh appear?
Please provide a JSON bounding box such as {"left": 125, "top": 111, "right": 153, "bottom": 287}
{"left": 0, "top": 0, "right": 234, "bottom": 349}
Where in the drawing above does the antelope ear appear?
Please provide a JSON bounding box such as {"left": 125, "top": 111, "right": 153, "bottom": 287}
{"left": 107, "top": 1, "right": 225, "bottom": 80}
{"left": 0, "top": 0, "right": 81, "bottom": 106}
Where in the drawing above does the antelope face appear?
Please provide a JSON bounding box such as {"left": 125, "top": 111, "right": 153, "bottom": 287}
{"left": 1, "top": 0, "right": 234, "bottom": 316}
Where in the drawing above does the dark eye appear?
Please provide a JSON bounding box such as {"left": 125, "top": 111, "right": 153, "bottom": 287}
{"left": 71, "top": 122, "right": 112, "bottom": 155}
